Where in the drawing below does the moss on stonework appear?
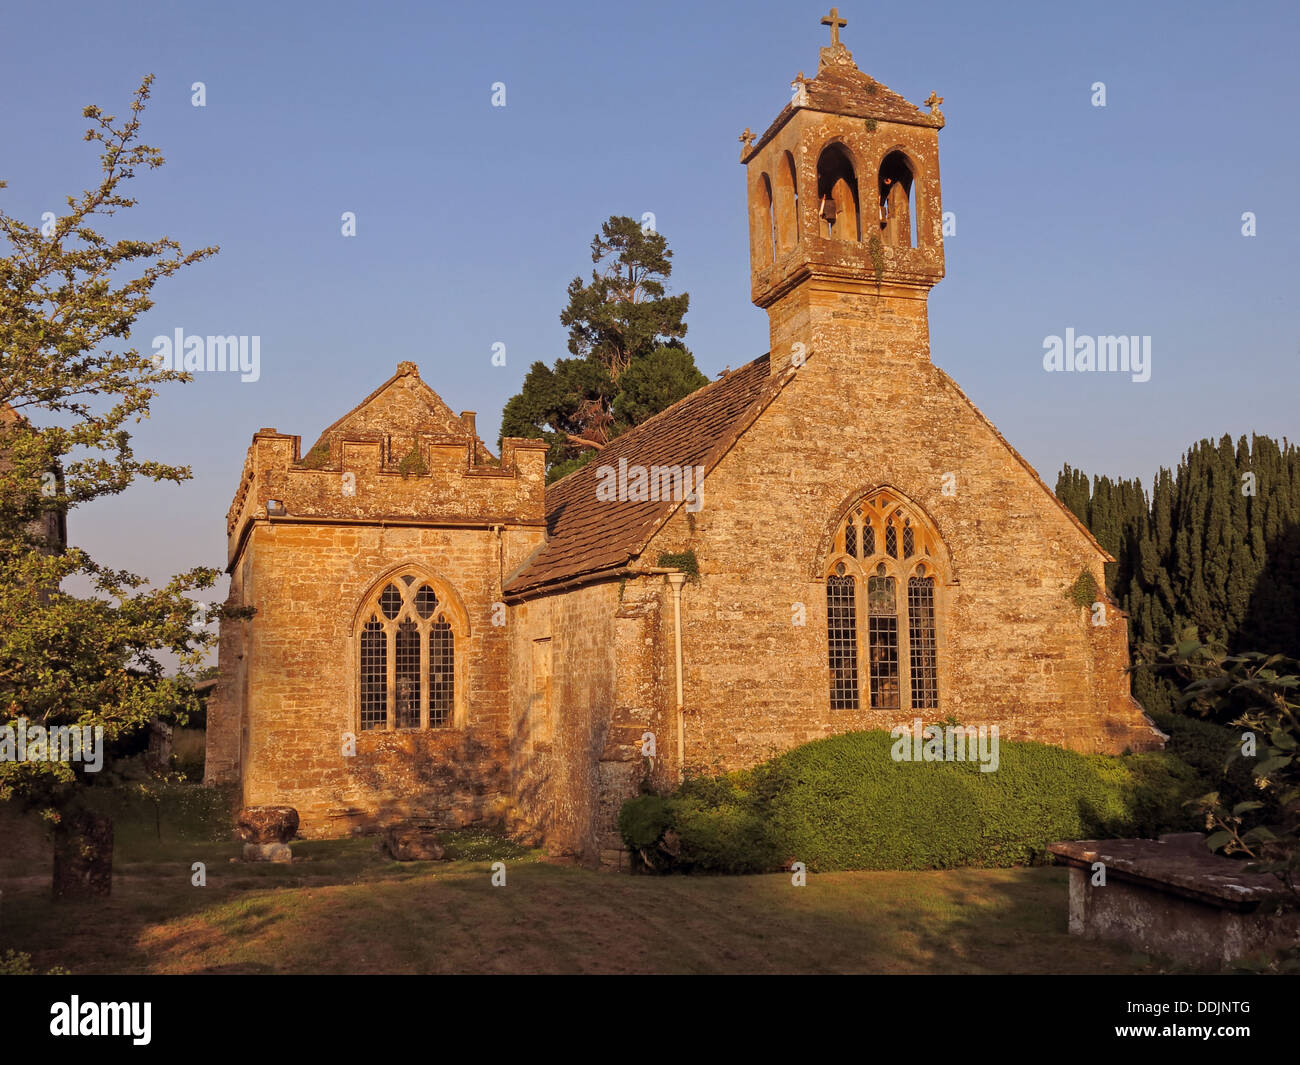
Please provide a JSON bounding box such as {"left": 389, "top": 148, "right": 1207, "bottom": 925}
{"left": 1067, "top": 568, "right": 1100, "bottom": 609}
{"left": 398, "top": 448, "right": 428, "bottom": 477}
{"left": 657, "top": 550, "right": 699, "bottom": 581}
{"left": 300, "top": 444, "right": 331, "bottom": 470}
{"left": 865, "top": 118, "right": 877, "bottom": 132}
{"left": 868, "top": 236, "right": 884, "bottom": 282}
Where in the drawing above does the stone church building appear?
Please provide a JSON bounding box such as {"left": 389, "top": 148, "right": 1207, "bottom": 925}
{"left": 206, "top": 18, "right": 1161, "bottom": 864}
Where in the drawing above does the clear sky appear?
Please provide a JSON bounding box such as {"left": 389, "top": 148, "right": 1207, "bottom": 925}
{"left": 3, "top": 0, "right": 1298, "bottom": 621}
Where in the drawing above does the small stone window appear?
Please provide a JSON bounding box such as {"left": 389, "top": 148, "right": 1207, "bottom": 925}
{"left": 356, "top": 575, "right": 460, "bottom": 730}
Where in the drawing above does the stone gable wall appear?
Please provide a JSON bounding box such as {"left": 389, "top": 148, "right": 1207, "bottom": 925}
{"left": 634, "top": 285, "right": 1160, "bottom": 780}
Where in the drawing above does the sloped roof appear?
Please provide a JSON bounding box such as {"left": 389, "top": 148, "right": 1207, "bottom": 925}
{"left": 744, "top": 43, "right": 943, "bottom": 163}
{"left": 804, "top": 53, "right": 937, "bottom": 126}
{"left": 503, "top": 355, "right": 785, "bottom": 596}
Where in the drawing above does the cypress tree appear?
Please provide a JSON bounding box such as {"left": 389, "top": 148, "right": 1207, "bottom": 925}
{"left": 1056, "top": 434, "right": 1300, "bottom": 716}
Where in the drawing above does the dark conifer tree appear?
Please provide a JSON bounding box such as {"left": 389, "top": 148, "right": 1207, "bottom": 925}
{"left": 1056, "top": 434, "right": 1300, "bottom": 716}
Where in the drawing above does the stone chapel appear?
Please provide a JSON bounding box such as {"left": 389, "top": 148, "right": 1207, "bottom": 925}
{"left": 206, "top": 14, "right": 1162, "bottom": 865}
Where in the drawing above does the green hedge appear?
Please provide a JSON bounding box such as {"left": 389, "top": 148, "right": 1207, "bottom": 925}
{"left": 619, "top": 730, "right": 1205, "bottom": 873}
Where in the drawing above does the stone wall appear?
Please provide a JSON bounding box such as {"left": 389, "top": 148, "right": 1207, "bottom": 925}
{"left": 507, "top": 575, "right": 676, "bottom": 866}
{"left": 508, "top": 580, "right": 628, "bottom": 862}
{"left": 217, "top": 522, "right": 534, "bottom": 835}
{"left": 636, "top": 283, "right": 1160, "bottom": 779}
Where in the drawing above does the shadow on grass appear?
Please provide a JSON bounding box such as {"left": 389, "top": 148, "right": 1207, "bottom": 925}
{"left": 0, "top": 800, "right": 1211, "bottom": 975}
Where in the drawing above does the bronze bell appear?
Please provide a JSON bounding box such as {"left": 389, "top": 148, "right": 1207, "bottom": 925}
{"left": 819, "top": 194, "right": 837, "bottom": 222}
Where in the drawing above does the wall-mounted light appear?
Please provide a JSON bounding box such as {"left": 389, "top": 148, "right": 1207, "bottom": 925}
{"left": 266, "top": 499, "right": 286, "bottom": 517}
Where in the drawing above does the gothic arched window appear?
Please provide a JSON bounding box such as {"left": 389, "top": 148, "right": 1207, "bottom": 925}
{"left": 356, "top": 573, "right": 461, "bottom": 730}
{"left": 824, "top": 490, "right": 943, "bottom": 712}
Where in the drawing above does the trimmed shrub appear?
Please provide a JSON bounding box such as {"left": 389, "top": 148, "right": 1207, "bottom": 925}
{"left": 620, "top": 729, "right": 1204, "bottom": 873}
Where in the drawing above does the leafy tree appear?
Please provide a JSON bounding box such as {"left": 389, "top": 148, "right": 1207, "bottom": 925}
{"left": 0, "top": 76, "right": 222, "bottom": 865}
{"left": 1147, "top": 640, "right": 1299, "bottom": 927}
{"left": 501, "top": 215, "right": 707, "bottom": 479}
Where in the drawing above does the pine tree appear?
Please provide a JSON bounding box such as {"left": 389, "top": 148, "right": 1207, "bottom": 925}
{"left": 500, "top": 216, "right": 708, "bottom": 480}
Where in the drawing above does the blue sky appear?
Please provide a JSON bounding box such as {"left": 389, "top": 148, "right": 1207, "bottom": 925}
{"left": 2, "top": 0, "right": 1298, "bottom": 612}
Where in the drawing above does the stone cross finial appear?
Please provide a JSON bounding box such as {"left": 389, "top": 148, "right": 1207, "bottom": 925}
{"left": 739, "top": 127, "right": 755, "bottom": 150}
{"left": 820, "top": 7, "right": 847, "bottom": 47}
{"left": 924, "top": 91, "right": 944, "bottom": 110}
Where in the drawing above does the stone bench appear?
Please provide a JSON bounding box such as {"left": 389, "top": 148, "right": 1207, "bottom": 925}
{"left": 1049, "top": 833, "right": 1300, "bottom": 967}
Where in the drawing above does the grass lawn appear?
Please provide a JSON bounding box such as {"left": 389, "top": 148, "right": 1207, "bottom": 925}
{"left": 0, "top": 792, "right": 1212, "bottom": 975}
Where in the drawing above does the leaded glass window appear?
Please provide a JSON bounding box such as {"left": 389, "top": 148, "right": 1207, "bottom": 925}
{"left": 356, "top": 575, "right": 460, "bottom": 730}
{"left": 825, "top": 490, "right": 944, "bottom": 713}
{"left": 430, "top": 619, "right": 455, "bottom": 727}
{"left": 908, "top": 574, "right": 938, "bottom": 710}
{"left": 360, "top": 616, "right": 387, "bottom": 730}
{"left": 867, "top": 569, "right": 899, "bottom": 709}
{"left": 827, "top": 574, "right": 859, "bottom": 710}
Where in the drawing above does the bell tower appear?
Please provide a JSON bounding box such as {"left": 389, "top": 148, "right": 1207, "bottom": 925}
{"left": 741, "top": 9, "right": 946, "bottom": 373}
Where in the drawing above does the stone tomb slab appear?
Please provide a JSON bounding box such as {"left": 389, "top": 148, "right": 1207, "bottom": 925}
{"left": 1049, "top": 833, "right": 1300, "bottom": 967}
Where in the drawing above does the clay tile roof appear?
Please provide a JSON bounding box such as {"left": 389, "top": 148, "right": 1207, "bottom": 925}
{"left": 503, "top": 354, "right": 782, "bottom": 596}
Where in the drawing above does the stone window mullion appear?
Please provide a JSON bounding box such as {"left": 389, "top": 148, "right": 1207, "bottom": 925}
{"left": 897, "top": 582, "right": 913, "bottom": 712}
{"left": 419, "top": 617, "right": 430, "bottom": 729}
{"left": 385, "top": 623, "right": 396, "bottom": 731}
